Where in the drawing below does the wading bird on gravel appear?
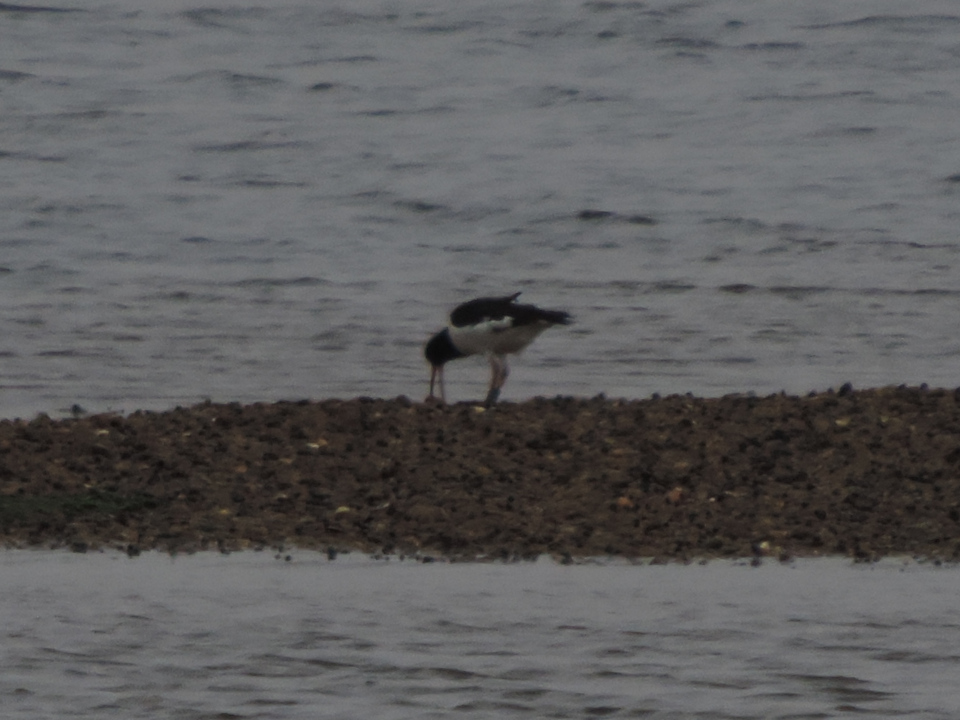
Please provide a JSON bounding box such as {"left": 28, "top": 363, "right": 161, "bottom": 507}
{"left": 424, "top": 292, "right": 572, "bottom": 406}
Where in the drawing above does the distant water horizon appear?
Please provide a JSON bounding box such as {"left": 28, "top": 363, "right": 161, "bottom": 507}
{"left": 2, "top": 1, "right": 960, "bottom": 421}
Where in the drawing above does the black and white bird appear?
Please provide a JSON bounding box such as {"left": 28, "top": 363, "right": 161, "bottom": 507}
{"left": 424, "top": 292, "right": 572, "bottom": 406}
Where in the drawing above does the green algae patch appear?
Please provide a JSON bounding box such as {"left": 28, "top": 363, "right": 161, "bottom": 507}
{"left": 0, "top": 490, "right": 160, "bottom": 526}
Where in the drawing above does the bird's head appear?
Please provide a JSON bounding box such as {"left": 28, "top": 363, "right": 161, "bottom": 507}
{"left": 424, "top": 329, "right": 464, "bottom": 404}
{"left": 424, "top": 328, "right": 463, "bottom": 367}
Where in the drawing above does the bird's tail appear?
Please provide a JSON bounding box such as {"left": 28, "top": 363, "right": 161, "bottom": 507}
{"left": 539, "top": 309, "right": 573, "bottom": 325}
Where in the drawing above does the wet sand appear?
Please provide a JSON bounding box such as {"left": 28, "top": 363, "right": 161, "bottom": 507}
{"left": 1, "top": 386, "right": 959, "bottom": 561}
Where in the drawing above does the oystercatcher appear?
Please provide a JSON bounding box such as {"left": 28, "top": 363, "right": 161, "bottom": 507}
{"left": 424, "top": 292, "right": 572, "bottom": 406}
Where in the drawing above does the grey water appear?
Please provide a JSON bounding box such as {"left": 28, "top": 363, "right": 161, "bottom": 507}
{"left": 2, "top": 0, "right": 960, "bottom": 418}
{"left": 4, "top": 3, "right": 960, "bottom": 717}
{"left": 3, "top": 551, "right": 960, "bottom": 720}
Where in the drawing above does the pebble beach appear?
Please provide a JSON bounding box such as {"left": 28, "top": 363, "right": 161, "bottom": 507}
{"left": 2, "top": 386, "right": 958, "bottom": 562}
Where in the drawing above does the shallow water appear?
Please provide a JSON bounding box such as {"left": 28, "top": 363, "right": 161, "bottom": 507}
{"left": 1, "top": 551, "right": 959, "bottom": 719}
{"left": 2, "top": 1, "right": 960, "bottom": 417}
{"left": 3, "top": 6, "right": 960, "bottom": 716}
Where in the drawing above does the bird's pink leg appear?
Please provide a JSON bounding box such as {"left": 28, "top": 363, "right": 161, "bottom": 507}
{"left": 484, "top": 355, "right": 508, "bottom": 406}
{"left": 428, "top": 365, "right": 447, "bottom": 404}
{"left": 496, "top": 358, "right": 509, "bottom": 389}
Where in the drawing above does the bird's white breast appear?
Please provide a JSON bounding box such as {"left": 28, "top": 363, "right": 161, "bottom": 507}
{"left": 449, "top": 319, "right": 550, "bottom": 357}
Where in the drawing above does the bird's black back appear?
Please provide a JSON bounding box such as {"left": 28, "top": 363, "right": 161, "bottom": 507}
{"left": 449, "top": 292, "right": 572, "bottom": 328}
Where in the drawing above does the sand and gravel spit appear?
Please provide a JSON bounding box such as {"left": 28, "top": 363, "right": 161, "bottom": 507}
{"left": 1, "top": 386, "right": 959, "bottom": 561}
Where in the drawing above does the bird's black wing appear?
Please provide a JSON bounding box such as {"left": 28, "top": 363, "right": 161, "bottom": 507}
{"left": 449, "top": 292, "right": 572, "bottom": 328}
{"left": 449, "top": 292, "right": 522, "bottom": 327}
{"left": 507, "top": 303, "right": 572, "bottom": 327}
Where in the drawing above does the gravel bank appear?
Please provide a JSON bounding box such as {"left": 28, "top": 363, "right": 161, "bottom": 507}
{"left": 1, "top": 386, "right": 959, "bottom": 561}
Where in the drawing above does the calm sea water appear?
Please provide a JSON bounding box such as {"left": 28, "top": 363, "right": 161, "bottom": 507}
{"left": 3, "top": 4, "right": 960, "bottom": 716}
{"left": 2, "top": 552, "right": 960, "bottom": 720}
{"left": 2, "top": 1, "right": 960, "bottom": 417}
